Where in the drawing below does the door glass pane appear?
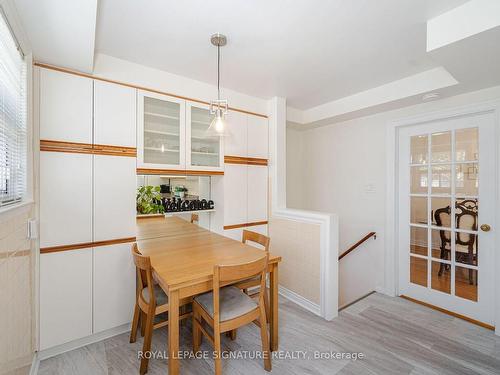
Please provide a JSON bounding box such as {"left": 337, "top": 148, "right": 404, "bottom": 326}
{"left": 456, "top": 164, "right": 478, "bottom": 196}
{"left": 410, "top": 196, "right": 427, "bottom": 225}
{"left": 410, "top": 226, "right": 428, "bottom": 256}
{"left": 456, "top": 128, "right": 478, "bottom": 162}
{"left": 143, "top": 97, "right": 181, "bottom": 165}
{"left": 190, "top": 107, "right": 220, "bottom": 167}
{"left": 431, "top": 228, "right": 451, "bottom": 260}
{"left": 431, "top": 131, "right": 451, "bottom": 163}
{"left": 410, "top": 256, "right": 427, "bottom": 287}
{"left": 431, "top": 165, "right": 451, "bottom": 194}
{"left": 411, "top": 166, "right": 428, "bottom": 194}
{"left": 431, "top": 197, "right": 451, "bottom": 227}
{"left": 411, "top": 135, "right": 428, "bottom": 164}
{"left": 431, "top": 261, "right": 450, "bottom": 294}
{"left": 455, "top": 266, "right": 478, "bottom": 301}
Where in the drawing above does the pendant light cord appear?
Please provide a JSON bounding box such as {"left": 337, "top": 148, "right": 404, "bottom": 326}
{"left": 217, "top": 44, "right": 220, "bottom": 101}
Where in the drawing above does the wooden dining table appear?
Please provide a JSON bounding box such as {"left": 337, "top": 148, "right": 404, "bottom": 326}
{"left": 136, "top": 216, "right": 281, "bottom": 375}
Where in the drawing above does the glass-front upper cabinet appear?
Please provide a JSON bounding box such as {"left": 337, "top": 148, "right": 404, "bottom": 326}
{"left": 137, "top": 90, "right": 186, "bottom": 170}
{"left": 186, "top": 102, "right": 224, "bottom": 171}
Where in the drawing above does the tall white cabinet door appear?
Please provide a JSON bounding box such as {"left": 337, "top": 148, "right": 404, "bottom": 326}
{"left": 224, "top": 111, "right": 247, "bottom": 156}
{"left": 39, "top": 68, "right": 92, "bottom": 143}
{"left": 94, "top": 80, "right": 136, "bottom": 147}
{"left": 94, "top": 155, "right": 136, "bottom": 241}
{"left": 40, "top": 249, "right": 93, "bottom": 350}
{"left": 40, "top": 152, "right": 92, "bottom": 248}
{"left": 93, "top": 244, "right": 136, "bottom": 333}
{"left": 247, "top": 116, "right": 268, "bottom": 159}
{"left": 247, "top": 165, "right": 268, "bottom": 223}
{"left": 224, "top": 164, "right": 247, "bottom": 226}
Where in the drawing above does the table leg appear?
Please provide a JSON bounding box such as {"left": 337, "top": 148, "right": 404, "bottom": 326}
{"left": 269, "top": 263, "right": 279, "bottom": 351}
{"left": 168, "top": 289, "right": 180, "bottom": 375}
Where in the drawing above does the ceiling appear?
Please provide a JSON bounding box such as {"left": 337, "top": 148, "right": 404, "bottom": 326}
{"left": 14, "top": 0, "right": 500, "bottom": 124}
{"left": 95, "top": 0, "right": 467, "bottom": 109}
{"left": 14, "top": 0, "right": 98, "bottom": 73}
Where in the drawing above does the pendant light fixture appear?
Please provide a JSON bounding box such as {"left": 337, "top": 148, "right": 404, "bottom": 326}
{"left": 206, "top": 33, "right": 228, "bottom": 137}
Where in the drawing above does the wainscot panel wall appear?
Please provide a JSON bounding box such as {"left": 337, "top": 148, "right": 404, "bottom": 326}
{"left": 0, "top": 204, "right": 35, "bottom": 374}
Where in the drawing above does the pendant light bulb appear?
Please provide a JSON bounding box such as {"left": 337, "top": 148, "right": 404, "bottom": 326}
{"left": 207, "top": 108, "right": 226, "bottom": 136}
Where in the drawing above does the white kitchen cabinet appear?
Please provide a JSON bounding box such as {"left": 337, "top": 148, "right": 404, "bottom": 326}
{"left": 223, "top": 164, "right": 247, "bottom": 226}
{"left": 93, "top": 155, "right": 136, "bottom": 241}
{"left": 224, "top": 110, "right": 247, "bottom": 157}
{"left": 39, "top": 68, "right": 92, "bottom": 143}
{"left": 186, "top": 102, "right": 224, "bottom": 171}
{"left": 247, "top": 165, "right": 269, "bottom": 223}
{"left": 93, "top": 244, "right": 136, "bottom": 333}
{"left": 94, "top": 80, "right": 136, "bottom": 147}
{"left": 40, "top": 152, "right": 92, "bottom": 248}
{"left": 137, "top": 90, "right": 186, "bottom": 170}
{"left": 247, "top": 115, "right": 268, "bottom": 159}
{"left": 40, "top": 249, "right": 93, "bottom": 350}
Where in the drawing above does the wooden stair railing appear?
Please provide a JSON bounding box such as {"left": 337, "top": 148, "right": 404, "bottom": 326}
{"left": 338, "top": 232, "right": 376, "bottom": 261}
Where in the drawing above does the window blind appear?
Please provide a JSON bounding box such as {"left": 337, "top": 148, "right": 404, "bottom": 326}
{"left": 0, "top": 10, "right": 26, "bottom": 207}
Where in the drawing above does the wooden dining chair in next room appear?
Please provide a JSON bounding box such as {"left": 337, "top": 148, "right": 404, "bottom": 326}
{"left": 129, "top": 243, "right": 191, "bottom": 374}
{"left": 192, "top": 255, "right": 272, "bottom": 375}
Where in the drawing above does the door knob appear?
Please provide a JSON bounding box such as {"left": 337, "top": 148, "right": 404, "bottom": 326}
{"left": 480, "top": 224, "right": 491, "bottom": 232}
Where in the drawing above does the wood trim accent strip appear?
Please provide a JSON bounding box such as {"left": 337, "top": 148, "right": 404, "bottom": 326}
{"left": 40, "top": 237, "right": 137, "bottom": 254}
{"left": 223, "top": 221, "right": 268, "bottom": 230}
{"left": 93, "top": 144, "right": 137, "bottom": 157}
{"left": 35, "top": 62, "right": 268, "bottom": 119}
{"left": 40, "top": 140, "right": 94, "bottom": 154}
{"left": 400, "top": 295, "right": 495, "bottom": 331}
{"left": 40, "top": 140, "right": 137, "bottom": 157}
{"left": 136, "top": 168, "right": 224, "bottom": 176}
{"left": 224, "top": 155, "right": 268, "bottom": 166}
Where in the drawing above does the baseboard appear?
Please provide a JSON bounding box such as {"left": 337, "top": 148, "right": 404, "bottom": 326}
{"left": 38, "top": 323, "right": 131, "bottom": 361}
{"left": 278, "top": 285, "right": 321, "bottom": 317}
{"left": 29, "top": 352, "right": 39, "bottom": 375}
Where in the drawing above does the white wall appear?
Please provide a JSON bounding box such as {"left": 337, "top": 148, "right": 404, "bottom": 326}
{"left": 286, "top": 127, "right": 305, "bottom": 209}
{"left": 287, "top": 85, "right": 500, "bottom": 307}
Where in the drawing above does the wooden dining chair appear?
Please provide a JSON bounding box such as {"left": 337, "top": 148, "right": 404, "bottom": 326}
{"left": 192, "top": 255, "right": 271, "bottom": 375}
{"left": 130, "top": 243, "right": 191, "bottom": 374}
{"left": 235, "top": 230, "right": 270, "bottom": 314}
{"left": 190, "top": 213, "right": 199, "bottom": 224}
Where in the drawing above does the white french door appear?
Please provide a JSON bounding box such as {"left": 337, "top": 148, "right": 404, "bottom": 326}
{"left": 398, "top": 112, "right": 495, "bottom": 325}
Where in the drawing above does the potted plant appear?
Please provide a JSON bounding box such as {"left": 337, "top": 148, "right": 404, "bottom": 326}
{"left": 136, "top": 185, "right": 165, "bottom": 215}
{"left": 174, "top": 185, "right": 188, "bottom": 199}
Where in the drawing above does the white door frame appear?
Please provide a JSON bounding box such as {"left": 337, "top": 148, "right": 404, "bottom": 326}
{"left": 384, "top": 100, "right": 500, "bottom": 335}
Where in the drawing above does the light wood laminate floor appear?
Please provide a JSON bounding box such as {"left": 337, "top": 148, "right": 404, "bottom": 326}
{"left": 39, "top": 293, "right": 500, "bottom": 375}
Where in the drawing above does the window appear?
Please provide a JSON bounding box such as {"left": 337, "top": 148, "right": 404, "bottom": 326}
{"left": 0, "top": 10, "right": 26, "bottom": 207}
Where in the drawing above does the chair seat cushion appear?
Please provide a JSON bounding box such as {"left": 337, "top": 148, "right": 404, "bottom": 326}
{"left": 141, "top": 284, "right": 168, "bottom": 306}
{"left": 194, "top": 286, "right": 258, "bottom": 322}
